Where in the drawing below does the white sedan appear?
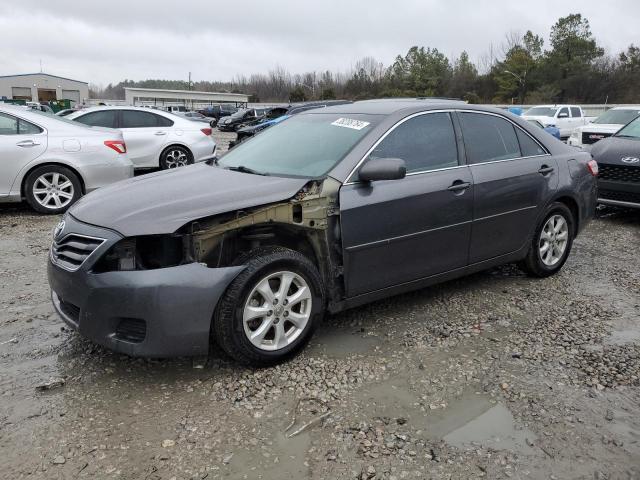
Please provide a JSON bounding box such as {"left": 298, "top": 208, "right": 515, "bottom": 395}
{"left": 0, "top": 104, "right": 133, "bottom": 214}
{"left": 67, "top": 106, "right": 217, "bottom": 169}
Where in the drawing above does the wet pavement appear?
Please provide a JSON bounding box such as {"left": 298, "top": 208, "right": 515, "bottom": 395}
{"left": 1, "top": 152, "right": 640, "bottom": 479}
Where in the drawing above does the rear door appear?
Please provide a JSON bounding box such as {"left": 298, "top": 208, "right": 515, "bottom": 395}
{"left": 0, "top": 112, "right": 47, "bottom": 196}
{"left": 457, "top": 111, "right": 558, "bottom": 264}
{"left": 340, "top": 111, "right": 473, "bottom": 297}
{"left": 119, "top": 110, "right": 173, "bottom": 168}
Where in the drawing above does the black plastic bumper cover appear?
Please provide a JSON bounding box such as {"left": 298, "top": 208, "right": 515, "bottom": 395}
{"left": 48, "top": 261, "right": 243, "bottom": 357}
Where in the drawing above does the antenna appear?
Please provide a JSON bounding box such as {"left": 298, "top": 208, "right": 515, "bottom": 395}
{"left": 40, "top": 59, "right": 43, "bottom": 73}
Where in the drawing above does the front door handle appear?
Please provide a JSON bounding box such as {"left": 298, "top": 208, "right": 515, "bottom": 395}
{"left": 538, "top": 165, "right": 554, "bottom": 175}
{"left": 154, "top": 131, "right": 167, "bottom": 136}
{"left": 16, "top": 140, "right": 40, "bottom": 147}
{"left": 447, "top": 180, "right": 471, "bottom": 192}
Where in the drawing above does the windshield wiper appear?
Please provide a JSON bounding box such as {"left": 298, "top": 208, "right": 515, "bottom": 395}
{"left": 615, "top": 134, "right": 639, "bottom": 139}
{"left": 226, "top": 165, "right": 269, "bottom": 176}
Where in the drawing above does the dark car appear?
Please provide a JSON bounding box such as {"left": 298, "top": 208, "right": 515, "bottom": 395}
{"left": 199, "top": 104, "right": 238, "bottom": 121}
{"left": 590, "top": 116, "right": 640, "bottom": 208}
{"left": 48, "top": 100, "right": 597, "bottom": 365}
{"left": 217, "top": 108, "right": 268, "bottom": 132}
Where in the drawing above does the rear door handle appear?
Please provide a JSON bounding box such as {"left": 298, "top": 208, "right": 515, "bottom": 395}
{"left": 538, "top": 165, "right": 554, "bottom": 175}
{"left": 16, "top": 140, "right": 40, "bottom": 147}
{"left": 154, "top": 131, "right": 167, "bottom": 136}
{"left": 447, "top": 180, "right": 472, "bottom": 192}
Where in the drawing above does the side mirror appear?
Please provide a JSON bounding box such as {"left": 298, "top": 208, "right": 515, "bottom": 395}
{"left": 558, "top": 112, "right": 569, "bottom": 118}
{"left": 358, "top": 158, "right": 407, "bottom": 182}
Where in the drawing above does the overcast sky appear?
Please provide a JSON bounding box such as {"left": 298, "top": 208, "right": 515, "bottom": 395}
{"left": 1, "top": 0, "right": 638, "bottom": 86}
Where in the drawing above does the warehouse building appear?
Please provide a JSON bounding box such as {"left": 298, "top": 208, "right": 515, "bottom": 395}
{"left": 124, "top": 87, "right": 249, "bottom": 109}
{"left": 0, "top": 73, "right": 89, "bottom": 104}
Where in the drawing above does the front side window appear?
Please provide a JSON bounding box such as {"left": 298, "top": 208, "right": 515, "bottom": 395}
{"left": 459, "top": 113, "right": 520, "bottom": 164}
{"left": 558, "top": 107, "right": 570, "bottom": 118}
{"left": 75, "top": 110, "right": 118, "bottom": 128}
{"left": 0, "top": 112, "right": 19, "bottom": 135}
{"left": 368, "top": 112, "right": 458, "bottom": 174}
{"left": 121, "top": 110, "right": 162, "bottom": 128}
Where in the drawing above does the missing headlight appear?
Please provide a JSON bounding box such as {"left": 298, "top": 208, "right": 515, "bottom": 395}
{"left": 93, "top": 235, "right": 187, "bottom": 272}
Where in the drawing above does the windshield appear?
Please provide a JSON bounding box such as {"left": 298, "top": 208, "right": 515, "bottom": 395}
{"left": 593, "top": 109, "right": 640, "bottom": 125}
{"left": 615, "top": 117, "right": 640, "bottom": 139}
{"left": 524, "top": 107, "right": 558, "bottom": 117}
{"left": 218, "top": 113, "right": 378, "bottom": 177}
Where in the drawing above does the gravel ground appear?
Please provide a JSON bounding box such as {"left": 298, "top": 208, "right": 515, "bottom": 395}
{"left": 1, "top": 136, "right": 639, "bottom": 479}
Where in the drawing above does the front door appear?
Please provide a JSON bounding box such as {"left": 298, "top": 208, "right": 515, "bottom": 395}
{"left": 0, "top": 112, "right": 47, "bottom": 196}
{"left": 456, "top": 111, "right": 559, "bottom": 264}
{"left": 340, "top": 111, "right": 474, "bottom": 297}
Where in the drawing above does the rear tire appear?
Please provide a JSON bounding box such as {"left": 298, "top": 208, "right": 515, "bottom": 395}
{"left": 24, "top": 165, "right": 82, "bottom": 214}
{"left": 159, "top": 145, "right": 193, "bottom": 169}
{"left": 213, "top": 247, "right": 325, "bottom": 366}
{"left": 520, "top": 202, "right": 574, "bottom": 277}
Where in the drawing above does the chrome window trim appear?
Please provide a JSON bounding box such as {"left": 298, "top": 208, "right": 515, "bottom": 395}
{"left": 50, "top": 233, "right": 106, "bottom": 272}
{"left": 343, "top": 108, "right": 552, "bottom": 186}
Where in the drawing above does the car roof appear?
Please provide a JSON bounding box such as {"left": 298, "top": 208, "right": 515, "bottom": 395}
{"left": 302, "top": 98, "right": 470, "bottom": 116}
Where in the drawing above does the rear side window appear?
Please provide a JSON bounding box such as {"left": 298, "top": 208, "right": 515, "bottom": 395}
{"left": 18, "top": 119, "right": 43, "bottom": 134}
{"left": 156, "top": 115, "right": 174, "bottom": 127}
{"left": 570, "top": 107, "right": 581, "bottom": 117}
{"left": 75, "top": 110, "right": 118, "bottom": 128}
{"left": 458, "top": 113, "right": 520, "bottom": 164}
{"left": 369, "top": 112, "right": 458, "bottom": 173}
{"left": 121, "top": 110, "right": 162, "bottom": 128}
{"left": 0, "top": 112, "right": 18, "bottom": 135}
{"left": 515, "top": 128, "right": 546, "bottom": 157}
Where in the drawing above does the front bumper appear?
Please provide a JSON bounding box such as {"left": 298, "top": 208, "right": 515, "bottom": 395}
{"left": 47, "top": 215, "right": 243, "bottom": 357}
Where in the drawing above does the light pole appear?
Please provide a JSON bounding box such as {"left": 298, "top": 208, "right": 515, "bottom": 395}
{"left": 504, "top": 70, "right": 526, "bottom": 104}
{"left": 297, "top": 82, "right": 315, "bottom": 99}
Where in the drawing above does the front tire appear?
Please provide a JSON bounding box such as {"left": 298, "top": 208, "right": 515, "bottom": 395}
{"left": 213, "top": 247, "right": 325, "bottom": 366}
{"left": 159, "top": 145, "right": 193, "bottom": 169}
{"left": 521, "top": 202, "right": 574, "bottom": 277}
{"left": 24, "top": 165, "right": 82, "bottom": 214}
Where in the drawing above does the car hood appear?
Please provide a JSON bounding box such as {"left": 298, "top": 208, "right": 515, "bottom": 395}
{"left": 69, "top": 163, "right": 309, "bottom": 237}
{"left": 576, "top": 124, "right": 622, "bottom": 134}
{"left": 590, "top": 137, "right": 640, "bottom": 166}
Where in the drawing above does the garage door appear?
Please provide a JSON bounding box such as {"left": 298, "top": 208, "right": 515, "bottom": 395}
{"left": 61, "top": 90, "right": 81, "bottom": 103}
{"left": 11, "top": 87, "right": 32, "bottom": 100}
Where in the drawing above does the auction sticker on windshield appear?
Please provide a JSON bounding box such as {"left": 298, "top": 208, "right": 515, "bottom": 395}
{"left": 331, "top": 118, "right": 370, "bottom": 130}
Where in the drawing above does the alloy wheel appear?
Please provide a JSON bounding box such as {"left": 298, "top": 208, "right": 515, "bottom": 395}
{"left": 538, "top": 214, "right": 569, "bottom": 267}
{"left": 164, "top": 148, "right": 189, "bottom": 168}
{"left": 242, "top": 271, "right": 312, "bottom": 351}
{"left": 32, "top": 172, "right": 74, "bottom": 210}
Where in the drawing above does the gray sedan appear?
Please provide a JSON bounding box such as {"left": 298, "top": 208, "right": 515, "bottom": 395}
{"left": 48, "top": 99, "right": 597, "bottom": 364}
{"left": 0, "top": 105, "right": 133, "bottom": 213}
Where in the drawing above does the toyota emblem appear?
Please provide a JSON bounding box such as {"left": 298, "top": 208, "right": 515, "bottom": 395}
{"left": 621, "top": 157, "right": 640, "bottom": 164}
{"left": 53, "top": 220, "right": 65, "bottom": 240}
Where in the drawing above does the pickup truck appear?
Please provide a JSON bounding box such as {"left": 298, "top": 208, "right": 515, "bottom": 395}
{"left": 522, "top": 105, "right": 594, "bottom": 139}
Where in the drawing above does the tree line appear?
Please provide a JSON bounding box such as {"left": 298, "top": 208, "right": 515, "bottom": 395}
{"left": 90, "top": 14, "right": 640, "bottom": 104}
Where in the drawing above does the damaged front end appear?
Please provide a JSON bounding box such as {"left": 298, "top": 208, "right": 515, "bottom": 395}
{"left": 89, "top": 177, "right": 346, "bottom": 307}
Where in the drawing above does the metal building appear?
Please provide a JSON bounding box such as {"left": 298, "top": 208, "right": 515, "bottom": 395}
{"left": 124, "top": 87, "right": 249, "bottom": 109}
{"left": 0, "top": 73, "right": 89, "bottom": 104}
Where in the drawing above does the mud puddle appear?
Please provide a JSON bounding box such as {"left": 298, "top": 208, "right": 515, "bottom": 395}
{"left": 308, "top": 324, "right": 381, "bottom": 358}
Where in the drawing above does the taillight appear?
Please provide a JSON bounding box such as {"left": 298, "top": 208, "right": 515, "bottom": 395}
{"left": 104, "top": 140, "right": 127, "bottom": 154}
{"left": 200, "top": 128, "right": 212, "bottom": 136}
{"left": 587, "top": 159, "right": 598, "bottom": 176}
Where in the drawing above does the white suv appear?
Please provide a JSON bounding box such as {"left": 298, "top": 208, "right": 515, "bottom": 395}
{"left": 67, "top": 106, "right": 216, "bottom": 169}
{"left": 568, "top": 106, "right": 640, "bottom": 148}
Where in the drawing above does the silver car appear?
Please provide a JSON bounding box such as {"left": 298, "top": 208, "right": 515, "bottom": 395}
{"left": 0, "top": 105, "right": 133, "bottom": 214}
{"left": 67, "top": 106, "right": 217, "bottom": 169}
